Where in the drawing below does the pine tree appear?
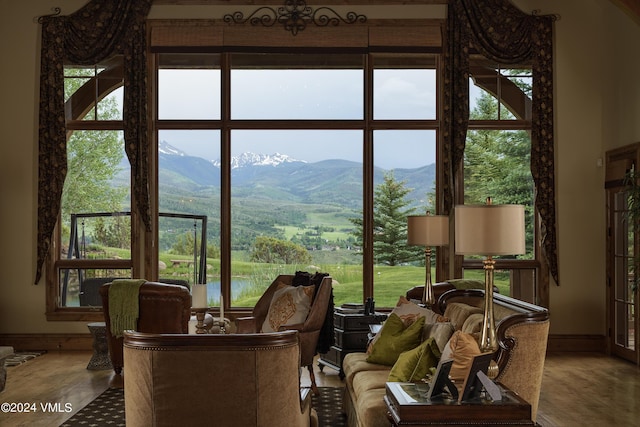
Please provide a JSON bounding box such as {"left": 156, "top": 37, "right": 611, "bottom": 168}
{"left": 350, "top": 172, "right": 421, "bottom": 266}
{"left": 464, "top": 90, "right": 534, "bottom": 252}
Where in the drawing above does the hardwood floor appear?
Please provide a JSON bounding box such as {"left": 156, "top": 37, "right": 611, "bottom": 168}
{"left": 536, "top": 352, "right": 640, "bottom": 426}
{"left": 1, "top": 351, "right": 639, "bottom": 426}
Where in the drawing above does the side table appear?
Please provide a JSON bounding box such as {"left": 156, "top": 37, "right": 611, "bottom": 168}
{"left": 385, "top": 382, "right": 537, "bottom": 426}
{"left": 318, "top": 310, "right": 386, "bottom": 379}
{"left": 86, "top": 322, "right": 112, "bottom": 370}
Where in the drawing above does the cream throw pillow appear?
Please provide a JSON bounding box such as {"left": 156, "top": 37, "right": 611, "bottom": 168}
{"left": 261, "top": 285, "right": 315, "bottom": 333}
{"left": 423, "top": 321, "right": 455, "bottom": 353}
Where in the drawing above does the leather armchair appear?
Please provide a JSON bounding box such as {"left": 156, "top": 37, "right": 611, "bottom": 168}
{"left": 99, "top": 281, "right": 191, "bottom": 375}
{"left": 235, "top": 274, "right": 334, "bottom": 394}
{"left": 123, "top": 330, "right": 318, "bottom": 427}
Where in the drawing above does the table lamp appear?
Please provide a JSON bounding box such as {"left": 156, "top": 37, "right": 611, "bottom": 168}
{"left": 407, "top": 213, "right": 449, "bottom": 307}
{"left": 454, "top": 198, "right": 525, "bottom": 352}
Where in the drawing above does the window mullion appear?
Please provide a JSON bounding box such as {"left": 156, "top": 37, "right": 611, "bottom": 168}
{"left": 363, "top": 53, "right": 374, "bottom": 300}
{"left": 220, "top": 52, "right": 232, "bottom": 310}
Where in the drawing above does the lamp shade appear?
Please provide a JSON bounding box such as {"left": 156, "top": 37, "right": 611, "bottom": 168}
{"left": 454, "top": 204, "right": 525, "bottom": 255}
{"left": 407, "top": 215, "right": 449, "bottom": 246}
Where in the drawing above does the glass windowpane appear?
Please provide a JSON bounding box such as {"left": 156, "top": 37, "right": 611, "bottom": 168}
{"left": 469, "top": 67, "right": 532, "bottom": 121}
{"left": 59, "top": 268, "right": 131, "bottom": 308}
{"left": 157, "top": 130, "right": 221, "bottom": 288}
{"left": 61, "top": 130, "right": 130, "bottom": 258}
{"left": 374, "top": 69, "right": 436, "bottom": 120}
{"left": 231, "top": 53, "right": 363, "bottom": 120}
{"left": 64, "top": 57, "right": 124, "bottom": 121}
{"left": 158, "top": 53, "right": 221, "bottom": 120}
{"left": 463, "top": 129, "right": 534, "bottom": 259}
{"left": 230, "top": 129, "right": 363, "bottom": 307}
{"left": 373, "top": 130, "right": 436, "bottom": 306}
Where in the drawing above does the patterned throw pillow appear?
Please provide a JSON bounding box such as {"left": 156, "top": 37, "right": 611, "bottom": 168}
{"left": 391, "top": 296, "right": 449, "bottom": 326}
{"left": 261, "top": 285, "right": 315, "bottom": 333}
{"left": 367, "top": 296, "right": 448, "bottom": 353}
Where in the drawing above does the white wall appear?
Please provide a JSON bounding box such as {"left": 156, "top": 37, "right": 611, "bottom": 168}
{"left": 514, "top": 0, "right": 640, "bottom": 334}
{"left": 0, "top": 1, "right": 89, "bottom": 334}
{"left": 1, "top": 0, "right": 638, "bottom": 337}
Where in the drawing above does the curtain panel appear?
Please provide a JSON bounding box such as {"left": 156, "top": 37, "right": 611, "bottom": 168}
{"left": 443, "top": 0, "right": 559, "bottom": 285}
{"left": 36, "top": 0, "right": 152, "bottom": 284}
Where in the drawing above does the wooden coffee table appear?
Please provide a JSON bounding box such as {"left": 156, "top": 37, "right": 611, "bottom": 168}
{"left": 385, "top": 382, "right": 537, "bottom": 426}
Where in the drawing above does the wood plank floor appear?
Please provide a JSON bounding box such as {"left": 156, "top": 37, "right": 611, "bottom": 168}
{"left": 1, "top": 350, "right": 639, "bottom": 426}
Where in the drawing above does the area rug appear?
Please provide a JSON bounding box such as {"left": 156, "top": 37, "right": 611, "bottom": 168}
{"left": 4, "top": 351, "right": 47, "bottom": 367}
{"left": 313, "top": 386, "right": 348, "bottom": 427}
{"left": 60, "top": 386, "right": 347, "bottom": 427}
{"left": 60, "top": 388, "right": 124, "bottom": 427}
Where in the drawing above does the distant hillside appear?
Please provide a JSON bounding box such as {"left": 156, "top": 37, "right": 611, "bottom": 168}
{"left": 155, "top": 141, "right": 435, "bottom": 212}
{"left": 115, "top": 142, "right": 435, "bottom": 248}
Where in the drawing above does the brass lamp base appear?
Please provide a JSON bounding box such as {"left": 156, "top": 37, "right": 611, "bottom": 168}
{"left": 479, "top": 256, "right": 498, "bottom": 353}
{"left": 422, "top": 247, "right": 435, "bottom": 307}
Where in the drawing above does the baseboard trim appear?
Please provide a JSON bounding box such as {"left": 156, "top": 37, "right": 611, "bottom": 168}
{"left": 0, "top": 334, "right": 93, "bottom": 351}
{"left": 546, "top": 334, "right": 606, "bottom": 353}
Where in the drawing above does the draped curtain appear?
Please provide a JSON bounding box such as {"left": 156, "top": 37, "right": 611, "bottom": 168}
{"left": 442, "top": 0, "right": 559, "bottom": 285}
{"left": 36, "top": 0, "right": 152, "bottom": 284}
{"left": 36, "top": 0, "right": 558, "bottom": 286}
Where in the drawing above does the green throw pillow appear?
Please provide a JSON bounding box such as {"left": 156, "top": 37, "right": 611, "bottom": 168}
{"left": 366, "top": 313, "right": 425, "bottom": 366}
{"left": 388, "top": 337, "right": 441, "bottom": 382}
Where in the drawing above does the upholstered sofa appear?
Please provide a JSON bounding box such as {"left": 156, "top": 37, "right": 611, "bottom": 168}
{"left": 342, "top": 284, "right": 550, "bottom": 427}
{"left": 123, "top": 330, "right": 318, "bottom": 427}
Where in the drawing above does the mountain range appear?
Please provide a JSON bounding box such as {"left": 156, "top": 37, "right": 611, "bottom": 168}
{"left": 156, "top": 140, "right": 436, "bottom": 211}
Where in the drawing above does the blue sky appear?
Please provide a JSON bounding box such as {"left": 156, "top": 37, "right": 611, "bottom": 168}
{"left": 157, "top": 68, "right": 439, "bottom": 170}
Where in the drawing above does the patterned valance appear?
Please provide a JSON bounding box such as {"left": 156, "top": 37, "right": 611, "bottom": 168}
{"left": 36, "top": 0, "right": 152, "bottom": 284}
{"left": 443, "top": 0, "right": 558, "bottom": 285}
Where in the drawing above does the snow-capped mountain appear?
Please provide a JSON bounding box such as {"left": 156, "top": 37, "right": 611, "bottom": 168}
{"left": 152, "top": 140, "right": 434, "bottom": 212}
{"left": 213, "top": 151, "right": 306, "bottom": 169}
{"left": 158, "top": 140, "right": 305, "bottom": 169}
{"left": 159, "top": 140, "right": 188, "bottom": 157}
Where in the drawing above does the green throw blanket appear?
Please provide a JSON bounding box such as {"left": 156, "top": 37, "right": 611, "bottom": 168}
{"left": 108, "top": 279, "right": 146, "bottom": 338}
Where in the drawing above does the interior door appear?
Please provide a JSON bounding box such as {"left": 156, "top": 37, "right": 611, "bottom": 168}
{"left": 606, "top": 144, "right": 640, "bottom": 364}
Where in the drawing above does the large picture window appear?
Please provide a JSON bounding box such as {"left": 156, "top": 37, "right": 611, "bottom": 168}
{"left": 155, "top": 50, "right": 440, "bottom": 309}
{"left": 38, "top": 0, "right": 558, "bottom": 323}
{"left": 45, "top": 16, "right": 548, "bottom": 319}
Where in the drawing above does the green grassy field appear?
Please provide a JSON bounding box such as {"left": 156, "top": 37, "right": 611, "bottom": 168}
{"left": 161, "top": 254, "right": 510, "bottom": 308}
{"left": 74, "top": 244, "right": 510, "bottom": 308}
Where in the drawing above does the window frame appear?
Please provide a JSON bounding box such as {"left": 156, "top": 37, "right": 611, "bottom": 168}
{"left": 45, "top": 18, "right": 545, "bottom": 319}
{"left": 46, "top": 60, "right": 136, "bottom": 320}
{"left": 458, "top": 61, "right": 544, "bottom": 304}
{"left": 150, "top": 48, "right": 443, "bottom": 313}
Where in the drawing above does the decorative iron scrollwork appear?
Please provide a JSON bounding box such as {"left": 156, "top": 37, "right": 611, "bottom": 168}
{"left": 37, "top": 7, "right": 62, "bottom": 24}
{"left": 223, "top": 0, "right": 367, "bottom": 36}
